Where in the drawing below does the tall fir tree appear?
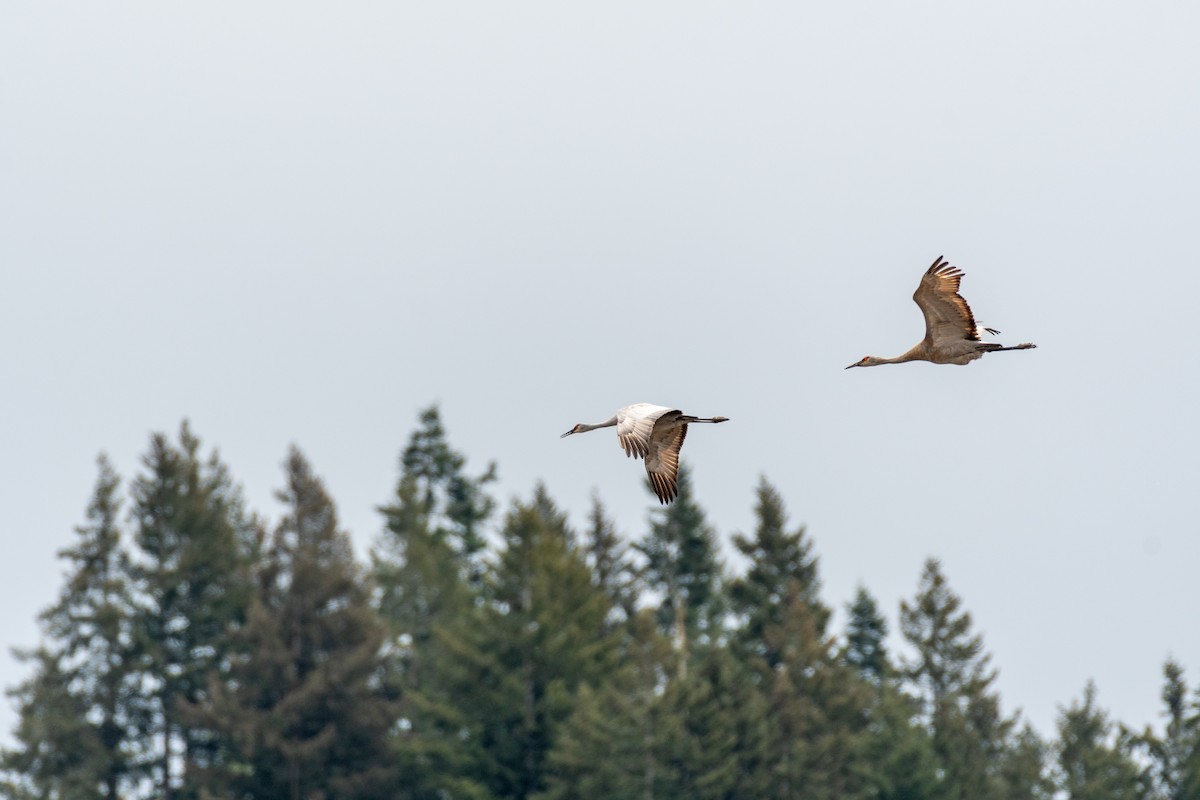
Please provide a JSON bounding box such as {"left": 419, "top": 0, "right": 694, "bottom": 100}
{"left": 445, "top": 486, "right": 619, "bottom": 799}
{"left": 1, "top": 456, "right": 146, "bottom": 799}
{"left": 844, "top": 586, "right": 889, "bottom": 682}
{"left": 637, "top": 465, "right": 724, "bottom": 677}
{"left": 537, "top": 610, "right": 673, "bottom": 800}
{"left": 900, "top": 558, "right": 1043, "bottom": 800}
{"left": 726, "top": 478, "right": 870, "bottom": 798}
{"left": 581, "top": 494, "right": 641, "bottom": 628}
{"left": 1055, "top": 681, "right": 1150, "bottom": 800}
{"left": 842, "top": 585, "right": 942, "bottom": 800}
{"left": 199, "top": 447, "right": 396, "bottom": 799}
{"left": 372, "top": 406, "right": 497, "bottom": 799}
{"left": 1137, "top": 660, "right": 1200, "bottom": 800}
{"left": 128, "top": 422, "right": 258, "bottom": 800}
{"left": 729, "top": 476, "right": 828, "bottom": 665}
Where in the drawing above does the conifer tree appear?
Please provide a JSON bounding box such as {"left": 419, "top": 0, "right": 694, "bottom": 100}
{"left": 638, "top": 466, "right": 724, "bottom": 676}
{"left": 128, "top": 423, "right": 257, "bottom": 800}
{"left": 653, "top": 643, "right": 766, "bottom": 800}
{"left": 200, "top": 447, "right": 396, "bottom": 799}
{"left": 844, "top": 586, "right": 889, "bottom": 682}
{"left": 727, "top": 480, "right": 871, "bottom": 798}
{"left": 372, "top": 406, "right": 497, "bottom": 798}
{"left": 582, "top": 494, "right": 640, "bottom": 627}
{"left": 537, "top": 610, "right": 673, "bottom": 800}
{"left": 900, "top": 558, "right": 1041, "bottom": 800}
{"left": 1133, "top": 660, "right": 1200, "bottom": 800}
{"left": 1, "top": 456, "right": 146, "bottom": 799}
{"left": 729, "top": 476, "right": 828, "bottom": 665}
{"left": 841, "top": 585, "right": 942, "bottom": 800}
{"left": 1055, "top": 681, "right": 1149, "bottom": 800}
{"left": 446, "top": 486, "right": 618, "bottom": 799}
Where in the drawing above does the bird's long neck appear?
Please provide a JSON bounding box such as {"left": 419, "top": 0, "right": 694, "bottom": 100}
{"left": 877, "top": 345, "right": 926, "bottom": 365}
{"left": 580, "top": 415, "right": 619, "bottom": 433}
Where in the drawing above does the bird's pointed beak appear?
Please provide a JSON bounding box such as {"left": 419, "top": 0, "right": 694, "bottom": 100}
{"left": 844, "top": 362, "right": 859, "bottom": 369}
{"left": 560, "top": 429, "right": 575, "bottom": 438}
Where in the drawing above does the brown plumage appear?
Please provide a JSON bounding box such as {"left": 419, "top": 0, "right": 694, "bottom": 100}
{"left": 846, "top": 256, "right": 1037, "bottom": 368}
{"left": 561, "top": 403, "right": 727, "bottom": 504}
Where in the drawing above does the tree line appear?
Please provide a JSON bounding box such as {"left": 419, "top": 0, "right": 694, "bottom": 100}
{"left": 2, "top": 407, "right": 1197, "bottom": 800}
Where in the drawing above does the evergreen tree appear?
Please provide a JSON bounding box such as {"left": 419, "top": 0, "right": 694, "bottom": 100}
{"left": 200, "top": 447, "right": 396, "bottom": 799}
{"left": 395, "top": 404, "right": 496, "bottom": 561}
{"left": 0, "top": 650, "right": 103, "bottom": 800}
{"left": 1056, "top": 681, "right": 1149, "bottom": 800}
{"left": 841, "top": 585, "right": 942, "bottom": 800}
{"left": 728, "top": 481, "right": 870, "bottom": 799}
{"left": 729, "top": 476, "right": 828, "bottom": 665}
{"left": 1, "top": 456, "right": 146, "bottom": 799}
{"left": 1138, "top": 660, "right": 1200, "bottom": 800}
{"left": 448, "top": 486, "right": 619, "bottom": 799}
{"left": 581, "top": 494, "right": 640, "bottom": 627}
{"left": 128, "top": 422, "right": 257, "bottom": 800}
{"left": 537, "top": 611, "right": 673, "bottom": 800}
{"left": 653, "top": 643, "right": 765, "bottom": 800}
{"left": 844, "top": 586, "right": 889, "bottom": 682}
{"left": 638, "top": 465, "right": 724, "bottom": 676}
{"left": 900, "top": 558, "right": 1036, "bottom": 800}
{"left": 372, "top": 407, "right": 497, "bottom": 799}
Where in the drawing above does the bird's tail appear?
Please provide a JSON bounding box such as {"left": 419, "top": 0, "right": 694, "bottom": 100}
{"left": 979, "top": 342, "right": 1037, "bottom": 352}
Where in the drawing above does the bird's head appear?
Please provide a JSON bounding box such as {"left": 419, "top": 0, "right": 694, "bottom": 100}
{"left": 560, "top": 424, "right": 585, "bottom": 438}
{"left": 845, "top": 356, "right": 880, "bottom": 369}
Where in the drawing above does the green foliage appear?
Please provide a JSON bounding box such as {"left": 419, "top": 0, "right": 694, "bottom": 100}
{"left": 900, "top": 558, "right": 1046, "bottom": 800}
{"left": 396, "top": 404, "right": 496, "bottom": 559}
{"left": 844, "top": 586, "right": 889, "bottom": 682}
{"left": 199, "top": 447, "right": 397, "bottom": 799}
{"left": 457, "top": 486, "right": 619, "bottom": 799}
{"left": 4, "top": 410, "right": 1195, "bottom": 800}
{"left": 1056, "top": 681, "right": 1150, "bottom": 800}
{"left": 1, "top": 456, "right": 146, "bottom": 800}
{"left": 1137, "top": 660, "right": 1200, "bottom": 800}
{"left": 638, "top": 465, "right": 725, "bottom": 671}
{"left": 128, "top": 422, "right": 259, "bottom": 799}
{"left": 730, "top": 476, "right": 828, "bottom": 667}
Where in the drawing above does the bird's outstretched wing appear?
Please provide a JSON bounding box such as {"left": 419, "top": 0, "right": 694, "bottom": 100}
{"left": 616, "top": 404, "right": 674, "bottom": 459}
{"left": 645, "top": 423, "right": 687, "bottom": 504}
{"left": 913, "top": 256, "right": 982, "bottom": 347}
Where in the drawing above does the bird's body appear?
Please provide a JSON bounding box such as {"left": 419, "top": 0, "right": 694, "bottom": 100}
{"left": 561, "top": 403, "right": 728, "bottom": 504}
{"left": 846, "top": 256, "right": 1036, "bottom": 369}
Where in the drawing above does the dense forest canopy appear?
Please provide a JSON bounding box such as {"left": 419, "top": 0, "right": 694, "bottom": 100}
{"left": 3, "top": 408, "right": 1197, "bottom": 800}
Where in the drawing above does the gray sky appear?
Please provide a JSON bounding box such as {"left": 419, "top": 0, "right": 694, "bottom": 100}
{"left": 3, "top": 0, "right": 1198, "bottom": 742}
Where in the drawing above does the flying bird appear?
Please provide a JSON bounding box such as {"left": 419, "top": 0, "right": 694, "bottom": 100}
{"left": 846, "top": 256, "right": 1037, "bottom": 368}
{"left": 561, "top": 403, "right": 728, "bottom": 504}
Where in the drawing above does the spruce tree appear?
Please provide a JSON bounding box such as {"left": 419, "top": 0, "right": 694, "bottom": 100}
{"left": 1055, "top": 681, "right": 1149, "bottom": 800}
{"left": 900, "top": 558, "right": 1040, "bottom": 800}
{"left": 200, "top": 447, "right": 396, "bottom": 799}
{"left": 844, "top": 586, "right": 889, "bottom": 682}
{"left": 727, "top": 480, "right": 871, "bottom": 799}
{"left": 729, "top": 476, "right": 828, "bottom": 665}
{"left": 448, "top": 486, "right": 619, "bottom": 799}
{"left": 582, "top": 494, "right": 640, "bottom": 627}
{"left": 1137, "top": 660, "right": 1200, "bottom": 800}
{"left": 842, "top": 585, "right": 941, "bottom": 800}
{"left": 638, "top": 465, "right": 724, "bottom": 676}
{"left": 128, "top": 422, "right": 257, "bottom": 800}
{"left": 1, "top": 456, "right": 146, "bottom": 799}
{"left": 537, "top": 610, "right": 673, "bottom": 800}
{"left": 372, "top": 406, "right": 497, "bottom": 798}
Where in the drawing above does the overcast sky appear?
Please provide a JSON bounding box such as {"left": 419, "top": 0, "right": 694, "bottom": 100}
{"left": 3, "top": 1, "right": 1198, "bottom": 743}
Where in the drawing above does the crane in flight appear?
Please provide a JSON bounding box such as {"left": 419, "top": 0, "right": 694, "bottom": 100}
{"left": 846, "top": 256, "right": 1037, "bottom": 368}
{"left": 561, "top": 403, "right": 728, "bottom": 504}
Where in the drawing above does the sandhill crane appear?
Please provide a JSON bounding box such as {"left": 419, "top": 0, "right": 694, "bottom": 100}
{"left": 561, "top": 403, "right": 728, "bottom": 504}
{"left": 846, "top": 256, "right": 1037, "bottom": 369}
